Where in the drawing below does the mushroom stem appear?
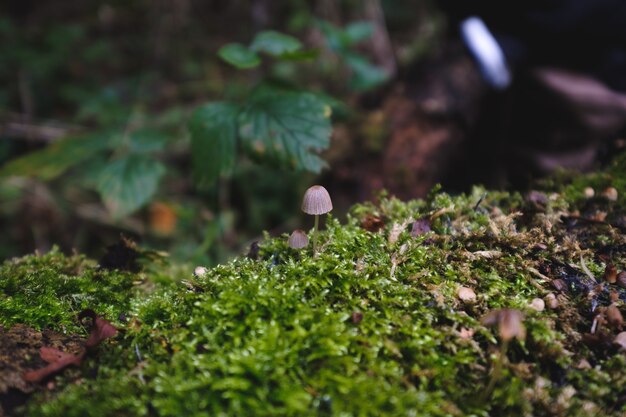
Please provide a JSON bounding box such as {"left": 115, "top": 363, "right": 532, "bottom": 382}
{"left": 313, "top": 214, "right": 320, "bottom": 254}
{"left": 480, "top": 339, "right": 509, "bottom": 404}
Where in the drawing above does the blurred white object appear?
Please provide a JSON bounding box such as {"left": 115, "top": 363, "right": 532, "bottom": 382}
{"left": 460, "top": 16, "right": 511, "bottom": 90}
{"left": 193, "top": 266, "right": 208, "bottom": 278}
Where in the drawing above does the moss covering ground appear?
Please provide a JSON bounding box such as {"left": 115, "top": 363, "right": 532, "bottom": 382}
{"left": 2, "top": 155, "right": 626, "bottom": 416}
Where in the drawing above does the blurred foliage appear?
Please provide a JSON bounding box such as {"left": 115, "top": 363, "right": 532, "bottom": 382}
{"left": 0, "top": 0, "right": 444, "bottom": 263}
{"left": 316, "top": 19, "right": 389, "bottom": 91}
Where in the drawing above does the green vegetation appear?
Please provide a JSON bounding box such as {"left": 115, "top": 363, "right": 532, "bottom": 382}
{"left": 2, "top": 158, "right": 626, "bottom": 416}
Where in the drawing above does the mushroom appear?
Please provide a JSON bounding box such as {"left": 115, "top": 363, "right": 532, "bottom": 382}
{"left": 288, "top": 229, "right": 309, "bottom": 249}
{"left": 529, "top": 298, "right": 545, "bottom": 312}
{"left": 544, "top": 293, "right": 559, "bottom": 309}
{"left": 457, "top": 286, "right": 476, "bottom": 303}
{"left": 193, "top": 266, "right": 208, "bottom": 278}
{"left": 481, "top": 308, "right": 525, "bottom": 342}
{"left": 603, "top": 186, "right": 618, "bottom": 201}
{"left": 301, "top": 185, "right": 333, "bottom": 254}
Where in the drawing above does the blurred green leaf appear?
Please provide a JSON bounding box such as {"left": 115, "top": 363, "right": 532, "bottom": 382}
{"left": 310, "top": 92, "right": 352, "bottom": 120}
{"left": 218, "top": 43, "right": 260, "bottom": 69}
{"left": 250, "top": 30, "right": 302, "bottom": 56}
{"left": 189, "top": 102, "right": 240, "bottom": 187}
{"left": 95, "top": 154, "right": 165, "bottom": 218}
{"left": 0, "top": 133, "right": 112, "bottom": 180}
{"left": 315, "top": 20, "right": 344, "bottom": 51}
{"left": 278, "top": 48, "right": 320, "bottom": 61}
{"left": 125, "top": 129, "right": 170, "bottom": 153}
{"left": 344, "top": 52, "right": 388, "bottom": 91}
{"left": 344, "top": 21, "right": 375, "bottom": 44}
{"left": 238, "top": 87, "right": 331, "bottom": 173}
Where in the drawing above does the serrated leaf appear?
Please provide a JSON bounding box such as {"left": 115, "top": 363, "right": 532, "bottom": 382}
{"left": 238, "top": 88, "right": 332, "bottom": 173}
{"left": 189, "top": 102, "right": 240, "bottom": 187}
{"left": 0, "top": 133, "right": 112, "bottom": 180}
{"left": 250, "top": 30, "right": 303, "bottom": 56}
{"left": 218, "top": 43, "right": 260, "bottom": 69}
{"left": 95, "top": 155, "right": 165, "bottom": 218}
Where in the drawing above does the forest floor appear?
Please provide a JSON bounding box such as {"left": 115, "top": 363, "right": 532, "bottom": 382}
{"left": 1, "top": 154, "right": 626, "bottom": 416}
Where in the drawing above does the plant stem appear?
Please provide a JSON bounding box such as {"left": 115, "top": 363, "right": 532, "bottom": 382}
{"left": 480, "top": 339, "right": 509, "bottom": 403}
{"left": 313, "top": 214, "right": 319, "bottom": 255}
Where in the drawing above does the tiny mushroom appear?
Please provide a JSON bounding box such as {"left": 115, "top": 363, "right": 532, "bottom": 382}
{"left": 606, "top": 304, "right": 624, "bottom": 328}
{"left": 604, "top": 264, "right": 618, "bottom": 284}
{"left": 301, "top": 185, "right": 333, "bottom": 254}
{"left": 529, "top": 298, "right": 545, "bottom": 312}
{"left": 193, "top": 266, "right": 208, "bottom": 278}
{"left": 481, "top": 308, "right": 525, "bottom": 342}
{"left": 603, "top": 186, "right": 618, "bottom": 201}
{"left": 288, "top": 229, "right": 309, "bottom": 249}
{"left": 457, "top": 286, "right": 477, "bottom": 303}
{"left": 544, "top": 293, "right": 559, "bottom": 310}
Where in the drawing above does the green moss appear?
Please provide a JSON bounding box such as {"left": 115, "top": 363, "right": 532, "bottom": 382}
{"left": 0, "top": 249, "right": 136, "bottom": 331}
{"left": 3, "top": 160, "right": 626, "bottom": 416}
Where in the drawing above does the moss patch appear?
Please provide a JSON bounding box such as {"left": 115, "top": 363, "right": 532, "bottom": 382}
{"left": 2, "top": 160, "right": 626, "bottom": 416}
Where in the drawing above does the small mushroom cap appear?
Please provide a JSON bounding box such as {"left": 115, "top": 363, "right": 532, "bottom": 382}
{"left": 603, "top": 186, "right": 618, "bottom": 201}
{"left": 193, "top": 266, "right": 208, "bottom": 278}
{"left": 544, "top": 293, "right": 559, "bottom": 309}
{"left": 583, "top": 187, "right": 595, "bottom": 198}
{"left": 481, "top": 308, "right": 525, "bottom": 341}
{"left": 302, "top": 185, "right": 333, "bottom": 215}
{"left": 529, "top": 298, "right": 545, "bottom": 312}
{"left": 457, "top": 286, "right": 476, "bottom": 302}
{"left": 288, "top": 229, "right": 309, "bottom": 249}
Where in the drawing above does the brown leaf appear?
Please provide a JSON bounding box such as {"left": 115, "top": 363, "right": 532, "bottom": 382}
{"left": 79, "top": 309, "right": 118, "bottom": 348}
{"left": 603, "top": 264, "right": 618, "bottom": 284}
{"left": 361, "top": 214, "right": 385, "bottom": 232}
{"left": 552, "top": 279, "right": 568, "bottom": 292}
{"left": 23, "top": 348, "right": 85, "bottom": 383}
{"left": 607, "top": 304, "right": 624, "bottom": 328}
{"left": 23, "top": 310, "right": 117, "bottom": 383}
{"left": 617, "top": 271, "right": 626, "bottom": 289}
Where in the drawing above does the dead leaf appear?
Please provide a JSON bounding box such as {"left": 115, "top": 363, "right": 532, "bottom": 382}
{"left": 23, "top": 348, "right": 85, "bottom": 383}
{"left": 22, "top": 310, "right": 117, "bottom": 383}
{"left": 361, "top": 214, "right": 385, "bottom": 232}
{"left": 79, "top": 309, "right": 118, "bottom": 348}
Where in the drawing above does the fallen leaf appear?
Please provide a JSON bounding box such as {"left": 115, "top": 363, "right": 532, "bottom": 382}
{"left": 361, "top": 214, "right": 385, "bottom": 232}
{"left": 23, "top": 310, "right": 117, "bottom": 383}
{"left": 79, "top": 310, "right": 118, "bottom": 348}
{"left": 23, "top": 348, "right": 85, "bottom": 383}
